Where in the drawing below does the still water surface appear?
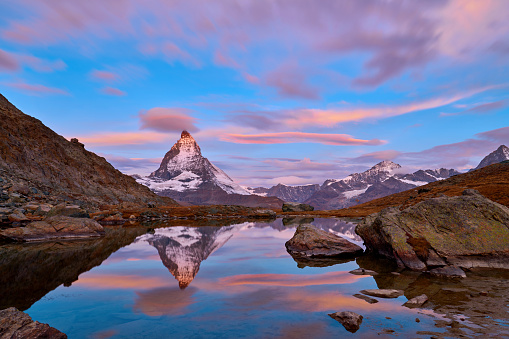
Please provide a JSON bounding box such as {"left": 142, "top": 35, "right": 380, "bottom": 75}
{"left": 1, "top": 218, "right": 508, "bottom": 338}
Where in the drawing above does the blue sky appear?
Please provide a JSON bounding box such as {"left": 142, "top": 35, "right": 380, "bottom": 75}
{"left": 0, "top": 0, "right": 508, "bottom": 187}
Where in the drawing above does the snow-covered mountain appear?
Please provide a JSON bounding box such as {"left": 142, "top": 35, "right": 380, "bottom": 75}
{"left": 250, "top": 160, "right": 460, "bottom": 210}
{"left": 136, "top": 225, "right": 241, "bottom": 289}
{"left": 246, "top": 183, "right": 320, "bottom": 202}
{"left": 475, "top": 145, "right": 509, "bottom": 170}
{"left": 135, "top": 131, "right": 283, "bottom": 208}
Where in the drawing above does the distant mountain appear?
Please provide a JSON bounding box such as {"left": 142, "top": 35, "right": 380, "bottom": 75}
{"left": 136, "top": 131, "right": 283, "bottom": 208}
{"left": 137, "top": 226, "right": 240, "bottom": 289}
{"left": 246, "top": 183, "right": 320, "bottom": 203}
{"left": 475, "top": 145, "right": 509, "bottom": 170}
{"left": 250, "top": 160, "right": 460, "bottom": 210}
{"left": 0, "top": 93, "right": 173, "bottom": 208}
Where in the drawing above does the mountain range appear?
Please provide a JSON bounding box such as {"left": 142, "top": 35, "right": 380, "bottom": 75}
{"left": 136, "top": 130, "right": 509, "bottom": 210}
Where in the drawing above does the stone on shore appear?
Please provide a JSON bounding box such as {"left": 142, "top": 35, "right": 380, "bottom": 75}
{"left": 328, "top": 311, "right": 363, "bottom": 333}
{"left": 0, "top": 307, "right": 67, "bottom": 338}
{"left": 285, "top": 224, "right": 363, "bottom": 258}
{"left": 356, "top": 190, "right": 509, "bottom": 271}
{"left": 282, "top": 202, "right": 314, "bottom": 212}
{"left": 360, "top": 289, "right": 404, "bottom": 298}
{"left": 0, "top": 216, "right": 104, "bottom": 242}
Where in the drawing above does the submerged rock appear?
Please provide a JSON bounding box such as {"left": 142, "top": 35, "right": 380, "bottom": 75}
{"left": 285, "top": 224, "right": 363, "bottom": 258}
{"left": 360, "top": 289, "right": 404, "bottom": 298}
{"left": 282, "top": 202, "right": 314, "bottom": 212}
{"left": 328, "top": 311, "right": 363, "bottom": 333}
{"left": 0, "top": 216, "right": 104, "bottom": 242}
{"left": 0, "top": 307, "right": 67, "bottom": 338}
{"left": 353, "top": 293, "right": 378, "bottom": 304}
{"left": 403, "top": 294, "right": 428, "bottom": 307}
{"left": 429, "top": 265, "right": 467, "bottom": 278}
{"left": 356, "top": 190, "right": 509, "bottom": 271}
{"left": 349, "top": 268, "right": 378, "bottom": 275}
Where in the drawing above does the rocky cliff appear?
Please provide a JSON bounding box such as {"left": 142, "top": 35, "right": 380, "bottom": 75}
{"left": 0, "top": 93, "right": 176, "bottom": 209}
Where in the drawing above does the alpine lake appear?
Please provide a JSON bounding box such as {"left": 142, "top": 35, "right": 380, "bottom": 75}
{"left": 1, "top": 218, "right": 508, "bottom": 338}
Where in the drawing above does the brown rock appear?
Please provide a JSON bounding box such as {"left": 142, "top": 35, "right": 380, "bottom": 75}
{"left": 356, "top": 191, "right": 509, "bottom": 271}
{"left": 8, "top": 212, "right": 28, "bottom": 222}
{"left": 353, "top": 293, "right": 378, "bottom": 304}
{"left": 429, "top": 265, "right": 466, "bottom": 278}
{"left": 403, "top": 294, "right": 428, "bottom": 307}
{"left": 285, "top": 224, "right": 363, "bottom": 258}
{"left": 328, "top": 311, "right": 363, "bottom": 333}
{"left": 282, "top": 202, "right": 314, "bottom": 212}
{"left": 0, "top": 307, "right": 67, "bottom": 338}
{"left": 0, "top": 216, "right": 104, "bottom": 242}
{"left": 360, "top": 289, "right": 404, "bottom": 298}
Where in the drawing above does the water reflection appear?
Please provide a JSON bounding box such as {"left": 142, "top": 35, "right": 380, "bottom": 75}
{"left": 136, "top": 225, "right": 241, "bottom": 289}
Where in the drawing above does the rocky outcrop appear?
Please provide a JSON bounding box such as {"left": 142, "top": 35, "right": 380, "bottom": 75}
{"left": 285, "top": 224, "right": 363, "bottom": 258}
{"left": 0, "top": 307, "right": 66, "bottom": 338}
{"left": 282, "top": 202, "right": 314, "bottom": 212}
{"left": 360, "top": 289, "right": 404, "bottom": 298}
{"left": 0, "top": 93, "right": 176, "bottom": 210}
{"left": 0, "top": 216, "right": 104, "bottom": 242}
{"left": 328, "top": 311, "right": 363, "bottom": 333}
{"left": 356, "top": 190, "right": 509, "bottom": 271}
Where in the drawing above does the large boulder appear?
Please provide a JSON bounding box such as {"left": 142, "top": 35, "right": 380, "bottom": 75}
{"left": 0, "top": 307, "right": 67, "bottom": 338}
{"left": 356, "top": 190, "right": 509, "bottom": 271}
{"left": 282, "top": 202, "right": 314, "bottom": 212}
{"left": 0, "top": 216, "right": 104, "bottom": 242}
{"left": 285, "top": 224, "right": 363, "bottom": 258}
{"left": 328, "top": 311, "right": 363, "bottom": 333}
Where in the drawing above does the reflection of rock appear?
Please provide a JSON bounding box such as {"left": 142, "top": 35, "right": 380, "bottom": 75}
{"left": 0, "top": 227, "right": 148, "bottom": 311}
{"left": 291, "top": 256, "right": 355, "bottom": 269}
{"left": 360, "top": 289, "right": 404, "bottom": 298}
{"left": 138, "top": 226, "right": 239, "bottom": 289}
{"left": 282, "top": 217, "right": 314, "bottom": 226}
{"left": 0, "top": 307, "right": 67, "bottom": 338}
{"left": 356, "top": 190, "right": 509, "bottom": 271}
{"left": 285, "top": 224, "right": 363, "bottom": 259}
{"left": 311, "top": 218, "right": 363, "bottom": 243}
{"left": 357, "top": 255, "right": 509, "bottom": 337}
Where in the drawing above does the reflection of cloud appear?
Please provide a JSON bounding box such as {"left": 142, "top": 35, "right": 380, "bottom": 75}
{"left": 220, "top": 271, "right": 364, "bottom": 287}
{"left": 133, "top": 286, "right": 198, "bottom": 316}
{"left": 74, "top": 274, "right": 169, "bottom": 290}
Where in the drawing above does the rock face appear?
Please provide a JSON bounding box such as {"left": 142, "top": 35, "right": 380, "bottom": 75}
{"left": 328, "top": 311, "right": 363, "bottom": 333}
{"left": 285, "top": 224, "right": 363, "bottom": 258}
{"left": 475, "top": 145, "right": 509, "bottom": 170}
{"left": 0, "top": 307, "right": 66, "bottom": 338}
{"left": 356, "top": 190, "right": 509, "bottom": 271}
{"left": 247, "top": 183, "right": 320, "bottom": 203}
{"left": 0, "top": 93, "right": 176, "bottom": 209}
{"left": 282, "top": 202, "right": 314, "bottom": 212}
{"left": 135, "top": 131, "right": 283, "bottom": 208}
{"left": 0, "top": 216, "right": 104, "bottom": 242}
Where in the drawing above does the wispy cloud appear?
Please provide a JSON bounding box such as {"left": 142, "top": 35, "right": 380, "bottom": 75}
{"left": 7, "top": 81, "right": 69, "bottom": 96}
{"left": 221, "top": 132, "right": 385, "bottom": 146}
{"left": 100, "top": 86, "right": 126, "bottom": 96}
{"left": 138, "top": 107, "right": 198, "bottom": 133}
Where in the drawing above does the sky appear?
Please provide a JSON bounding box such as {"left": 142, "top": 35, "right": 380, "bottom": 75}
{"left": 0, "top": 0, "right": 508, "bottom": 188}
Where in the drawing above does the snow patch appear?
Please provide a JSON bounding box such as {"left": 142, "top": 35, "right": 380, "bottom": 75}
{"left": 343, "top": 186, "right": 370, "bottom": 199}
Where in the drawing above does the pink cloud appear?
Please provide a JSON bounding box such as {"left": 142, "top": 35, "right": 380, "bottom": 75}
{"left": 138, "top": 107, "right": 198, "bottom": 133}
{"left": 0, "top": 49, "right": 20, "bottom": 71}
{"left": 7, "top": 81, "right": 69, "bottom": 95}
{"left": 265, "top": 63, "right": 320, "bottom": 100}
{"left": 76, "top": 131, "right": 168, "bottom": 147}
{"left": 221, "top": 132, "right": 385, "bottom": 146}
{"left": 281, "top": 85, "right": 504, "bottom": 128}
{"left": 162, "top": 42, "right": 201, "bottom": 67}
{"left": 91, "top": 70, "right": 119, "bottom": 82}
{"left": 100, "top": 87, "right": 126, "bottom": 96}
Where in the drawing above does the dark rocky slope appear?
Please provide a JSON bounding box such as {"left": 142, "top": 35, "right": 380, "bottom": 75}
{"left": 0, "top": 93, "right": 176, "bottom": 209}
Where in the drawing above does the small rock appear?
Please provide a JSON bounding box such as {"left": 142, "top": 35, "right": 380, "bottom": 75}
{"left": 415, "top": 318, "right": 420, "bottom": 323}
{"left": 429, "top": 265, "right": 466, "bottom": 278}
{"left": 385, "top": 317, "right": 391, "bottom": 320}
{"left": 403, "top": 294, "right": 428, "bottom": 307}
{"left": 47, "top": 204, "right": 89, "bottom": 218}
{"left": 462, "top": 189, "right": 481, "bottom": 196}
{"left": 353, "top": 294, "right": 378, "bottom": 304}
{"left": 360, "top": 289, "right": 404, "bottom": 298}
{"left": 349, "top": 268, "right": 378, "bottom": 275}
{"left": 8, "top": 212, "right": 28, "bottom": 222}
{"left": 282, "top": 202, "right": 314, "bottom": 212}
{"left": 391, "top": 272, "right": 401, "bottom": 276}
{"left": 479, "top": 291, "right": 488, "bottom": 296}
{"left": 328, "top": 311, "right": 363, "bottom": 333}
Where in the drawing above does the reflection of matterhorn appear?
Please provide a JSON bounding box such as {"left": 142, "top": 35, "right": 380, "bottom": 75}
{"left": 137, "top": 226, "right": 239, "bottom": 289}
